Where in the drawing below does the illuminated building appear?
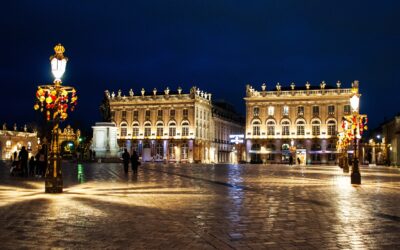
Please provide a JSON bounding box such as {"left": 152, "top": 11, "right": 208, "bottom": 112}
{"left": 244, "top": 81, "right": 359, "bottom": 164}
{"left": 109, "top": 86, "right": 212, "bottom": 163}
{"left": 108, "top": 86, "right": 244, "bottom": 163}
{"left": 0, "top": 123, "right": 38, "bottom": 160}
{"left": 211, "top": 101, "right": 245, "bottom": 163}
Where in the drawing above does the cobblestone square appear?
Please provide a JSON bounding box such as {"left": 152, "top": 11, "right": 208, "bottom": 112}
{"left": 0, "top": 162, "right": 399, "bottom": 249}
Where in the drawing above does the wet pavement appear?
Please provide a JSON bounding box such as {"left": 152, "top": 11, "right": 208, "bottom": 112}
{"left": 0, "top": 161, "right": 399, "bottom": 249}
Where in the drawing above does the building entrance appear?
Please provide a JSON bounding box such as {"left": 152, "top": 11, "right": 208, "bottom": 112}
{"left": 296, "top": 149, "right": 307, "bottom": 165}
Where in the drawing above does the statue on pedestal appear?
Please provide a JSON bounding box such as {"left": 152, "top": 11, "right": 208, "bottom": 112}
{"left": 99, "top": 91, "right": 112, "bottom": 122}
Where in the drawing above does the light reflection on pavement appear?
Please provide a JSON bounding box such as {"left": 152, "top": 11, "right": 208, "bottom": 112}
{"left": 0, "top": 161, "right": 399, "bottom": 249}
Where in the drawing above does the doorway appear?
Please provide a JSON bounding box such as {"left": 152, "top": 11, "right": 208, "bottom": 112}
{"left": 296, "top": 149, "right": 307, "bottom": 165}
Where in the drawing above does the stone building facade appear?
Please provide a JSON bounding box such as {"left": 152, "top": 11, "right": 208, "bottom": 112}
{"left": 0, "top": 123, "right": 39, "bottom": 160}
{"left": 109, "top": 86, "right": 213, "bottom": 163}
{"left": 244, "top": 81, "right": 358, "bottom": 165}
{"left": 108, "top": 86, "right": 245, "bottom": 163}
{"left": 211, "top": 101, "right": 245, "bottom": 163}
{"left": 366, "top": 115, "right": 400, "bottom": 166}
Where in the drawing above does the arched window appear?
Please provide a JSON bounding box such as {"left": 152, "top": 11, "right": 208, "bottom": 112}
{"left": 156, "top": 122, "right": 164, "bottom": 137}
{"left": 169, "top": 121, "right": 176, "bottom": 136}
{"left": 267, "top": 120, "right": 275, "bottom": 135}
{"left": 132, "top": 122, "right": 139, "bottom": 137}
{"left": 312, "top": 120, "right": 321, "bottom": 136}
{"left": 296, "top": 120, "right": 305, "bottom": 135}
{"left": 120, "top": 122, "right": 127, "bottom": 137}
{"left": 327, "top": 120, "right": 337, "bottom": 136}
{"left": 181, "top": 143, "right": 188, "bottom": 159}
{"left": 156, "top": 143, "right": 163, "bottom": 159}
{"left": 182, "top": 121, "right": 189, "bottom": 136}
{"left": 252, "top": 120, "right": 261, "bottom": 136}
{"left": 169, "top": 143, "right": 175, "bottom": 159}
{"left": 144, "top": 122, "right": 152, "bottom": 137}
{"left": 281, "top": 120, "right": 290, "bottom": 136}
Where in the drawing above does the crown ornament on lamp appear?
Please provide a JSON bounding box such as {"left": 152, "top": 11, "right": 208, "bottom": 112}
{"left": 34, "top": 44, "right": 78, "bottom": 121}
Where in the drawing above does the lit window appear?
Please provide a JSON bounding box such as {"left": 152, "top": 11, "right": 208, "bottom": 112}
{"left": 282, "top": 121, "right": 290, "bottom": 136}
{"left": 297, "top": 106, "right": 304, "bottom": 116}
{"left": 144, "top": 122, "right": 151, "bottom": 137}
{"left": 268, "top": 106, "right": 274, "bottom": 116}
{"left": 133, "top": 111, "right": 139, "bottom": 120}
{"left": 6, "top": 140, "right": 11, "bottom": 148}
{"left": 328, "top": 105, "right": 335, "bottom": 115}
{"left": 120, "top": 123, "right": 127, "bottom": 137}
{"left": 169, "top": 143, "right": 175, "bottom": 159}
{"left": 253, "top": 107, "right": 260, "bottom": 117}
{"left": 296, "top": 121, "right": 305, "bottom": 135}
{"left": 312, "top": 120, "right": 320, "bottom": 136}
{"left": 181, "top": 143, "right": 188, "bottom": 159}
{"left": 252, "top": 121, "right": 260, "bottom": 136}
{"left": 267, "top": 121, "right": 275, "bottom": 135}
{"left": 283, "top": 106, "right": 289, "bottom": 116}
{"left": 157, "top": 110, "right": 163, "bottom": 119}
{"left": 169, "top": 122, "right": 176, "bottom": 136}
{"left": 182, "top": 121, "right": 189, "bottom": 136}
{"left": 344, "top": 105, "right": 351, "bottom": 114}
{"left": 312, "top": 106, "right": 319, "bottom": 116}
{"left": 145, "top": 110, "right": 151, "bottom": 120}
{"left": 156, "top": 122, "right": 163, "bottom": 136}
{"left": 132, "top": 123, "right": 139, "bottom": 137}
{"left": 327, "top": 120, "right": 337, "bottom": 136}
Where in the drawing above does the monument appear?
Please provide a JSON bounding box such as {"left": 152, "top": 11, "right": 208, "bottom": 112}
{"left": 91, "top": 91, "right": 119, "bottom": 158}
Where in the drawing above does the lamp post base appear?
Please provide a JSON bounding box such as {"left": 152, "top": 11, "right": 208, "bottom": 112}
{"left": 45, "top": 155, "right": 63, "bottom": 193}
{"left": 351, "top": 159, "right": 361, "bottom": 185}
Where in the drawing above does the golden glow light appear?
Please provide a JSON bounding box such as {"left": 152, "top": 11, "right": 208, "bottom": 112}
{"left": 350, "top": 94, "right": 360, "bottom": 112}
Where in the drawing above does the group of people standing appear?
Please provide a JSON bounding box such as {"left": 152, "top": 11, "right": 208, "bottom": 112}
{"left": 11, "top": 147, "right": 46, "bottom": 177}
{"left": 122, "top": 149, "right": 140, "bottom": 174}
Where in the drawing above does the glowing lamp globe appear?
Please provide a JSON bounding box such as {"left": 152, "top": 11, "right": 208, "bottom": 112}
{"left": 50, "top": 44, "right": 68, "bottom": 82}
{"left": 350, "top": 94, "right": 360, "bottom": 112}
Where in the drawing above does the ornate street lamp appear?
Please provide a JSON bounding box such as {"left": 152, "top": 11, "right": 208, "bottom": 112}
{"left": 34, "top": 44, "right": 78, "bottom": 193}
{"left": 345, "top": 81, "right": 367, "bottom": 184}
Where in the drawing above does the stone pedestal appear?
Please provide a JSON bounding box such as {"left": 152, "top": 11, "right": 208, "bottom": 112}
{"left": 92, "top": 122, "right": 119, "bottom": 158}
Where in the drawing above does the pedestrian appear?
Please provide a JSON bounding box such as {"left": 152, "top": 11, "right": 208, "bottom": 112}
{"left": 29, "top": 156, "right": 36, "bottom": 177}
{"left": 13, "top": 151, "right": 17, "bottom": 162}
{"left": 35, "top": 148, "right": 46, "bottom": 177}
{"left": 130, "top": 150, "right": 140, "bottom": 174}
{"left": 289, "top": 155, "right": 293, "bottom": 166}
{"left": 122, "top": 149, "right": 130, "bottom": 174}
{"left": 18, "top": 146, "right": 29, "bottom": 177}
{"left": 89, "top": 149, "right": 93, "bottom": 161}
{"left": 297, "top": 157, "right": 301, "bottom": 165}
{"left": 93, "top": 150, "right": 96, "bottom": 160}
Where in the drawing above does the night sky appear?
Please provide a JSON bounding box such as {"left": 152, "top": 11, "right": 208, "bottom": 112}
{"left": 1, "top": 1, "right": 399, "bottom": 133}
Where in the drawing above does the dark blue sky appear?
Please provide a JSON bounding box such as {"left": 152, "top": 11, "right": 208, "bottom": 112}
{"left": 1, "top": 0, "right": 399, "bottom": 131}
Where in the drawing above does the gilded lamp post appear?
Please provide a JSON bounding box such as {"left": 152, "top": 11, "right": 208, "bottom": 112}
{"left": 341, "top": 81, "right": 367, "bottom": 184}
{"left": 34, "top": 44, "right": 78, "bottom": 193}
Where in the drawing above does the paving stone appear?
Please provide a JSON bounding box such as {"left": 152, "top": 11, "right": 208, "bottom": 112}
{"left": 0, "top": 162, "right": 400, "bottom": 249}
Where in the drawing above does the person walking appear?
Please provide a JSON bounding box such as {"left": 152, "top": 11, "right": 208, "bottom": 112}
{"left": 130, "top": 150, "right": 140, "bottom": 174}
{"left": 289, "top": 155, "right": 293, "bottom": 166}
{"left": 35, "top": 148, "right": 46, "bottom": 177}
{"left": 18, "top": 146, "right": 29, "bottom": 177}
{"left": 122, "top": 149, "right": 130, "bottom": 174}
{"left": 29, "top": 156, "right": 36, "bottom": 177}
{"left": 13, "top": 151, "right": 17, "bottom": 162}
